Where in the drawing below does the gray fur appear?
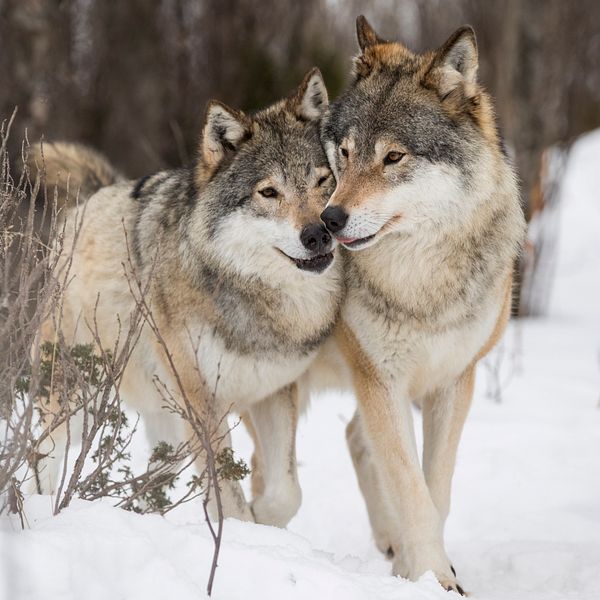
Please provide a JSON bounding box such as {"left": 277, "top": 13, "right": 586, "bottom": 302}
{"left": 128, "top": 105, "right": 341, "bottom": 358}
{"left": 35, "top": 70, "right": 344, "bottom": 527}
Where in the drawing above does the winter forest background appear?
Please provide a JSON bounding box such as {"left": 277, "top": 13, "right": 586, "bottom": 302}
{"left": 1, "top": 2, "right": 600, "bottom": 600}
{"left": 2, "top": 0, "right": 600, "bottom": 313}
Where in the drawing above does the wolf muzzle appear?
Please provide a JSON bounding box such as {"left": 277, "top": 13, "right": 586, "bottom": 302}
{"left": 284, "top": 223, "right": 335, "bottom": 273}
{"left": 320, "top": 205, "right": 348, "bottom": 234}
{"left": 300, "top": 223, "right": 332, "bottom": 255}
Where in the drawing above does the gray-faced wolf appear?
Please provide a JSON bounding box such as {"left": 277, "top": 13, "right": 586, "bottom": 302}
{"left": 32, "top": 68, "right": 343, "bottom": 527}
{"left": 318, "top": 16, "right": 526, "bottom": 593}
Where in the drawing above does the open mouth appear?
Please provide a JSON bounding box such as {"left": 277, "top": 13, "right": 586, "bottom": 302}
{"left": 278, "top": 250, "right": 334, "bottom": 273}
{"left": 334, "top": 215, "right": 402, "bottom": 249}
{"left": 335, "top": 234, "right": 375, "bottom": 249}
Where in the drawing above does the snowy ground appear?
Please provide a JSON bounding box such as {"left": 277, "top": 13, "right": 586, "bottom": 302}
{"left": 2, "top": 130, "right": 600, "bottom": 600}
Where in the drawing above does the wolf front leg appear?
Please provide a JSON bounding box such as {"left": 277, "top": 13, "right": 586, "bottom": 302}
{"left": 339, "top": 327, "right": 461, "bottom": 592}
{"left": 189, "top": 417, "right": 255, "bottom": 522}
{"left": 422, "top": 366, "right": 476, "bottom": 526}
{"left": 360, "top": 384, "right": 464, "bottom": 592}
{"left": 33, "top": 429, "right": 63, "bottom": 496}
{"left": 247, "top": 383, "right": 302, "bottom": 528}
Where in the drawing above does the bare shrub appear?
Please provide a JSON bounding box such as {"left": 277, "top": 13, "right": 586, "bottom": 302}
{"left": 0, "top": 110, "right": 64, "bottom": 505}
{"left": 0, "top": 120, "right": 247, "bottom": 595}
{"left": 123, "top": 244, "right": 249, "bottom": 594}
{"left": 482, "top": 321, "right": 523, "bottom": 404}
{"left": 519, "top": 144, "right": 571, "bottom": 316}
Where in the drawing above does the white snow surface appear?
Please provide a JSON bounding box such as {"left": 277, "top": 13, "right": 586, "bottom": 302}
{"left": 2, "top": 130, "right": 600, "bottom": 600}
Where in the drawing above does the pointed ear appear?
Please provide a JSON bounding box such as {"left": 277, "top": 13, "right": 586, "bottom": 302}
{"left": 353, "top": 16, "right": 388, "bottom": 80}
{"left": 201, "top": 100, "right": 251, "bottom": 171}
{"left": 293, "top": 67, "right": 329, "bottom": 121}
{"left": 356, "top": 15, "right": 385, "bottom": 52}
{"left": 431, "top": 26, "right": 478, "bottom": 98}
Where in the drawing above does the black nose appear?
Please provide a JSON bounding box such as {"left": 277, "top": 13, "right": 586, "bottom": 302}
{"left": 300, "top": 223, "right": 332, "bottom": 254}
{"left": 320, "top": 205, "right": 348, "bottom": 233}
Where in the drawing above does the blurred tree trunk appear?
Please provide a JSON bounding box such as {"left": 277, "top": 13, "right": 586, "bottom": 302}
{"left": 0, "top": 0, "right": 345, "bottom": 177}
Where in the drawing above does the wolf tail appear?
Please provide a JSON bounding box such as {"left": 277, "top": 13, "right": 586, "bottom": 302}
{"left": 29, "top": 142, "right": 123, "bottom": 208}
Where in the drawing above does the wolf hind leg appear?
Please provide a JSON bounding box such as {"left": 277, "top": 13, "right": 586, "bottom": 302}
{"left": 346, "top": 410, "right": 398, "bottom": 557}
{"left": 422, "top": 366, "right": 475, "bottom": 526}
{"left": 247, "top": 383, "right": 302, "bottom": 528}
{"left": 28, "top": 408, "right": 84, "bottom": 496}
{"left": 27, "top": 424, "right": 65, "bottom": 496}
{"left": 143, "top": 406, "right": 185, "bottom": 456}
{"left": 241, "top": 412, "right": 265, "bottom": 500}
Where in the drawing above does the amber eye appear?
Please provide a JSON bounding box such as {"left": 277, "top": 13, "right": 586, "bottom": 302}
{"left": 340, "top": 147, "right": 349, "bottom": 158}
{"left": 317, "top": 173, "right": 330, "bottom": 186}
{"left": 259, "top": 187, "right": 278, "bottom": 198}
{"left": 384, "top": 151, "right": 405, "bottom": 165}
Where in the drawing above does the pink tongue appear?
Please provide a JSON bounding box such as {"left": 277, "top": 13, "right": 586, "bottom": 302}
{"left": 336, "top": 236, "right": 357, "bottom": 244}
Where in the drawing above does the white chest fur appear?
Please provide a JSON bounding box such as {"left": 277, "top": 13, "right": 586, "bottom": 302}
{"left": 344, "top": 277, "right": 502, "bottom": 399}
{"left": 192, "top": 327, "right": 315, "bottom": 409}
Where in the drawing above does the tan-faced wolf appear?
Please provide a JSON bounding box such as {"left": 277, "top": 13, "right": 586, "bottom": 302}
{"left": 32, "top": 68, "right": 343, "bottom": 527}
{"left": 317, "top": 17, "right": 526, "bottom": 593}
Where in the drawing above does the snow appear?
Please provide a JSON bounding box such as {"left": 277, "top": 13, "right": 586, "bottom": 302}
{"left": 2, "top": 130, "right": 600, "bottom": 600}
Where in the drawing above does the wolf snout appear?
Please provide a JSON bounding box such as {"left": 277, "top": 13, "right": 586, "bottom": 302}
{"left": 320, "top": 205, "right": 348, "bottom": 234}
{"left": 300, "top": 223, "right": 333, "bottom": 254}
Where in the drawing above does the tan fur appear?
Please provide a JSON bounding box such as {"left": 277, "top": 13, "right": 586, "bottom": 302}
{"left": 327, "top": 161, "right": 391, "bottom": 213}
{"left": 242, "top": 413, "right": 265, "bottom": 498}
{"left": 35, "top": 177, "right": 337, "bottom": 518}
{"left": 475, "top": 272, "right": 513, "bottom": 362}
{"left": 356, "top": 31, "right": 501, "bottom": 153}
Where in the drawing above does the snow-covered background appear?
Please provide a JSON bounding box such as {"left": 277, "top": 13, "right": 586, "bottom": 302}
{"left": 2, "top": 130, "right": 599, "bottom": 600}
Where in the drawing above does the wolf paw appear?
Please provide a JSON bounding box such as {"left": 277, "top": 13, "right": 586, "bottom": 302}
{"left": 440, "top": 564, "right": 466, "bottom": 595}
{"left": 431, "top": 566, "right": 466, "bottom": 596}
{"left": 442, "top": 579, "right": 466, "bottom": 596}
{"left": 392, "top": 545, "right": 465, "bottom": 594}
{"left": 251, "top": 483, "right": 301, "bottom": 528}
{"left": 373, "top": 529, "right": 395, "bottom": 558}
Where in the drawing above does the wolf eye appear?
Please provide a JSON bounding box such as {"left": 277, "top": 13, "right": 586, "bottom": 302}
{"left": 340, "top": 147, "right": 349, "bottom": 158}
{"left": 317, "top": 173, "right": 330, "bottom": 186}
{"left": 384, "top": 151, "right": 405, "bottom": 165}
{"left": 259, "top": 187, "right": 278, "bottom": 198}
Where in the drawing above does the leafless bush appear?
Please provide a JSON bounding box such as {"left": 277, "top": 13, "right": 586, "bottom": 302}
{"left": 0, "top": 109, "right": 64, "bottom": 506}
{"left": 519, "top": 144, "right": 571, "bottom": 316}
{"left": 124, "top": 243, "right": 249, "bottom": 594}
{"left": 482, "top": 321, "right": 523, "bottom": 403}
{"left": 0, "top": 119, "right": 247, "bottom": 595}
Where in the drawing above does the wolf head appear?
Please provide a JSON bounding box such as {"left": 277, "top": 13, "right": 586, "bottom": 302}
{"left": 192, "top": 68, "right": 337, "bottom": 277}
{"left": 321, "top": 16, "right": 509, "bottom": 250}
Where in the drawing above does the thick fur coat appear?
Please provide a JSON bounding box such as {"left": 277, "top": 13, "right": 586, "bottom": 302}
{"left": 33, "top": 69, "right": 343, "bottom": 527}
{"left": 316, "top": 17, "right": 526, "bottom": 593}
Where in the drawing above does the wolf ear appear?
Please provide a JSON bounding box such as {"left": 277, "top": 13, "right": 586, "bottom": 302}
{"left": 353, "top": 16, "right": 387, "bottom": 79}
{"left": 356, "top": 15, "right": 385, "bottom": 51}
{"left": 201, "top": 101, "right": 251, "bottom": 171}
{"left": 293, "top": 67, "right": 329, "bottom": 121}
{"left": 430, "top": 26, "right": 478, "bottom": 98}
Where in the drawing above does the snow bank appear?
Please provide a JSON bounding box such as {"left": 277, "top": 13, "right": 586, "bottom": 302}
{"left": 1, "top": 496, "right": 449, "bottom": 600}
{"left": 549, "top": 128, "right": 600, "bottom": 322}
